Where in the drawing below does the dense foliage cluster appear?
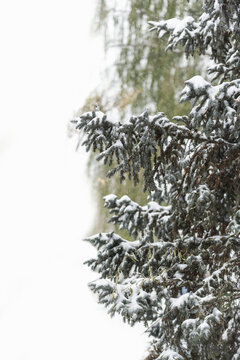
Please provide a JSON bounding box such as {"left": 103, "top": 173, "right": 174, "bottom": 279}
{"left": 71, "top": 1, "right": 240, "bottom": 359}
{"left": 82, "top": 0, "right": 201, "bottom": 234}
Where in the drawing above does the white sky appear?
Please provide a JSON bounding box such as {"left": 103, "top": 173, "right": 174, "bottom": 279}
{"left": 0, "top": 1, "right": 147, "bottom": 359}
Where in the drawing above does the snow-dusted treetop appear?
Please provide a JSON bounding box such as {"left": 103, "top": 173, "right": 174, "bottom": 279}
{"left": 70, "top": 1, "right": 240, "bottom": 359}
{"left": 149, "top": 0, "right": 240, "bottom": 82}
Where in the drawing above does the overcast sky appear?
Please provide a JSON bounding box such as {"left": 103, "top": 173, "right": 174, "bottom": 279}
{"left": 0, "top": 1, "right": 147, "bottom": 359}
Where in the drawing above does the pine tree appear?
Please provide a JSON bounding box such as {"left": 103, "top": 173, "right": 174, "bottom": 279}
{"left": 71, "top": 1, "right": 240, "bottom": 359}
{"left": 82, "top": 0, "right": 202, "bottom": 235}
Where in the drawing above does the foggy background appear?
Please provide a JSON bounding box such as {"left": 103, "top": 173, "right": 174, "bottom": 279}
{"left": 0, "top": 1, "right": 146, "bottom": 359}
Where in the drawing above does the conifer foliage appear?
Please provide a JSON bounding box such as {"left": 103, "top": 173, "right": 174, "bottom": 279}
{"left": 71, "top": 1, "right": 240, "bottom": 359}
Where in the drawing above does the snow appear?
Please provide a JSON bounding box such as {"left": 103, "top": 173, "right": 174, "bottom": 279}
{"left": 170, "top": 293, "right": 190, "bottom": 309}
{"left": 198, "top": 321, "right": 210, "bottom": 338}
{"left": 104, "top": 194, "right": 118, "bottom": 202}
{"left": 152, "top": 16, "right": 195, "bottom": 38}
{"left": 182, "top": 318, "right": 197, "bottom": 328}
{"left": 199, "top": 12, "right": 209, "bottom": 23}
{"left": 125, "top": 204, "right": 138, "bottom": 212}
{"left": 115, "top": 139, "right": 124, "bottom": 148}
{"left": 227, "top": 84, "right": 238, "bottom": 97}
{"left": 120, "top": 195, "right": 131, "bottom": 202}
{"left": 213, "top": 0, "right": 220, "bottom": 11}
{"left": 174, "top": 272, "right": 183, "bottom": 280}
{"left": 207, "top": 84, "right": 221, "bottom": 99}
{"left": 185, "top": 75, "right": 210, "bottom": 91}
{"left": 121, "top": 239, "right": 140, "bottom": 251}
{"left": 147, "top": 201, "right": 162, "bottom": 211}
{"left": 159, "top": 349, "right": 184, "bottom": 360}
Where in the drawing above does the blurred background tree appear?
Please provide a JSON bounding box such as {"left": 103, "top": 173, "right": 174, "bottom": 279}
{"left": 79, "top": 0, "right": 203, "bottom": 235}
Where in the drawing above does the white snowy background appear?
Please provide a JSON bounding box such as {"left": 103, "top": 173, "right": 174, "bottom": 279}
{"left": 0, "top": 1, "right": 146, "bottom": 359}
